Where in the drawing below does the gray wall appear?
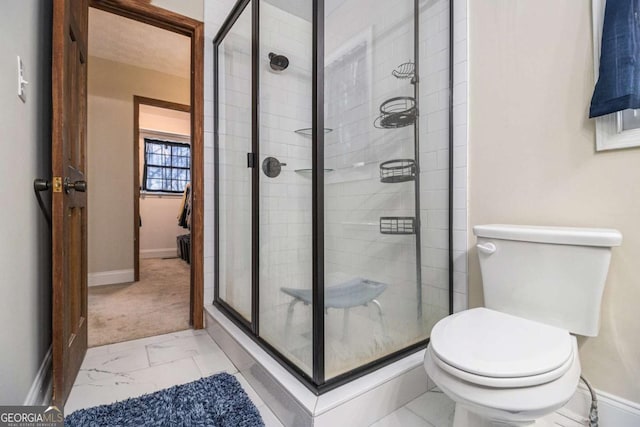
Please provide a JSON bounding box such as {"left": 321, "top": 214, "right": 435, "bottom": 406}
{"left": 0, "top": 1, "right": 53, "bottom": 404}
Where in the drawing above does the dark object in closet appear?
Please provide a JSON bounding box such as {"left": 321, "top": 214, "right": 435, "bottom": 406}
{"left": 177, "top": 234, "right": 191, "bottom": 264}
{"left": 178, "top": 183, "right": 192, "bottom": 229}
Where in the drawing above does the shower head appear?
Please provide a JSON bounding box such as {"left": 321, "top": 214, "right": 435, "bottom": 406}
{"left": 268, "top": 52, "right": 289, "bottom": 71}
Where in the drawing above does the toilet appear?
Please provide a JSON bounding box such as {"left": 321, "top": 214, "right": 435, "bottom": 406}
{"left": 424, "top": 224, "right": 622, "bottom": 426}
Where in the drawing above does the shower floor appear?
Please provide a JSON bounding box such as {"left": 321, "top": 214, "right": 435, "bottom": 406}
{"left": 259, "top": 298, "right": 447, "bottom": 379}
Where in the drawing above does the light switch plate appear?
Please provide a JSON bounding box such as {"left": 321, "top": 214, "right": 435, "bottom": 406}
{"left": 17, "top": 56, "right": 27, "bottom": 102}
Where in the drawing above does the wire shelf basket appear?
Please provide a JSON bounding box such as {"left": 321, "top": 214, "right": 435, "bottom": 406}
{"left": 374, "top": 96, "right": 417, "bottom": 129}
{"left": 392, "top": 62, "right": 415, "bottom": 80}
{"left": 379, "top": 216, "right": 416, "bottom": 235}
{"left": 379, "top": 159, "right": 416, "bottom": 183}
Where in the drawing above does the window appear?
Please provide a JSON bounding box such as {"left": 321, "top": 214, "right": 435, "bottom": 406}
{"left": 142, "top": 139, "right": 191, "bottom": 193}
{"left": 592, "top": 0, "right": 640, "bottom": 151}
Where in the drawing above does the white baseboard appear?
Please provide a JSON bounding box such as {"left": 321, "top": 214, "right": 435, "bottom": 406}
{"left": 24, "top": 346, "right": 52, "bottom": 406}
{"left": 558, "top": 383, "right": 640, "bottom": 427}
{"left": 88, "top": 269, "right": 134, "bottom": 286}
{"left": 140, "top": 248, "right": 177, "bottom": 259}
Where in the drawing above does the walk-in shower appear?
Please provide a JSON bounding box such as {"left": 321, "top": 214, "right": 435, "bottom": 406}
{"left": 214, "top": 0, "right": 452, "bottom": 393}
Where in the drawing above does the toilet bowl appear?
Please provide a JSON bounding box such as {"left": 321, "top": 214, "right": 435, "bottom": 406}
{"left": 424, "top": 308, "right": 581, "bottom": 426}
{"left": 424, "top": 224, "right": 622, "bottom": 427}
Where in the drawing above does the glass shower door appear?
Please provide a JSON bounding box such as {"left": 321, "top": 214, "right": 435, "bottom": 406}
{"left": 257, "top": 0, "right": 314, "bottom": 377}
{"left": 213, "top": 0, "right": 451, "bottom": 389}
{"left": 216, "top": 4, "right": 253, "bottom": 322}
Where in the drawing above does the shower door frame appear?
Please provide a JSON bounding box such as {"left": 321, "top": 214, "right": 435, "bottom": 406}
{"left": 213, "top": 0, "right": 257, "bottom": 334}
{"left": 213, "top": 0, "right": 454, "bottom": 395}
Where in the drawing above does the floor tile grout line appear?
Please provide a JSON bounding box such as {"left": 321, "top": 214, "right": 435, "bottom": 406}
{"left": 82, "top": 353, "right": 205, "bottom": 376}
{"left": 75, "top": 360, "right": 202, "bottom": 391}
{"left": 192, "top": 355, "right": 206, "bottom": 378}
{"left": 80, "top": 350, "right": 151, "bottom": 373}
{"left": 87, "top": 333, "right": 190, "bottom": 360}
{"left": 371, "top": 406, "right": 438, "bottom": 427}
{"left": 403, "top": 398, "right": 440, "bottom": 426}
{"left": 145, "top": 342, "right": 152, "bottom": 368}
{"left": 91, "top": 328, "right": 195, "bottom": 353}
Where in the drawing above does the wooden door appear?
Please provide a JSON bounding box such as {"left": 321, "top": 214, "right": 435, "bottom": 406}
{"left": 51, "top": 0, "right": 89, "bottom": 407}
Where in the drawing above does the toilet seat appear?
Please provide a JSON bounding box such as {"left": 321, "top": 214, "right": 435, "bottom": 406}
{"left": 429, "top": 345, "right": 574, "bottom": 388}
{"left": 430, "top": 308, "right": 574, "bottom": 387}
{"left": 424, "top": 337, "right": 581, "bottom": 423}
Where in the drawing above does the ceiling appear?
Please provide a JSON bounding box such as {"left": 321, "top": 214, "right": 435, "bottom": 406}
{"left": 88, "top": 1, "right": 346, "bottom": 76}
{"left": 140, "top": 104, "right": 190, "bottom": 125}
{"left": 88, "top": 8, "right": 190, "bottom": 79}
{"left": 265, "top": 0, "right": 345, "bottom": 22}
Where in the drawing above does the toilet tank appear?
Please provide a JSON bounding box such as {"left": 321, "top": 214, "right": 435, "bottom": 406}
{"left": 473, "top": 224, "right": 622, "bottom": 337}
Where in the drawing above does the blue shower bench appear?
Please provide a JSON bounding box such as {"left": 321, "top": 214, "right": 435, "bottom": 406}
{"left": 281, "top": 277, "right": 388, "bottom": 341}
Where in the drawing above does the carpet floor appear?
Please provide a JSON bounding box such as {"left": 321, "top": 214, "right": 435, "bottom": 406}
{"left": 65, "top": 373, "right": 265, "bottom": 427}
{"left": 88, "top": 258, "right": 190, "bottom": 347}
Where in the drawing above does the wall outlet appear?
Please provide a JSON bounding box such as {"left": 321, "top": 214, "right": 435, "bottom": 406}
{"left": 17, "top": 56, "right": 28, "bottom": 102}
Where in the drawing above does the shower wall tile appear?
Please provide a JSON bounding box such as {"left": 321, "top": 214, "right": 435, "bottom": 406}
{"left": 436, "top": 149, "right": 449, "bottom": 170}
{"left": 453, "top": 291, "right": 466, "bottom": 313}
{"left": 452, "top": 0, "right": 468, "bottom": 311}
{"left": 453, "top": 250, "right": 467, "bottom": 273}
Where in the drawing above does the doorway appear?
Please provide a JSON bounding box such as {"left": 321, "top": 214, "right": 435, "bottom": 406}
{"left": 84, "top": 5, "right": 203, "bottom": 347}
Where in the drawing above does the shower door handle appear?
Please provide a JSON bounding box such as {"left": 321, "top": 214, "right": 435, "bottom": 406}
{"left": 247, "top": 152, "right": 256, "bottom": 168}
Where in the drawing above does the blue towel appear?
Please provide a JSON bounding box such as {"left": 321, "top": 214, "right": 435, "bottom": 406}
{"left": 589, "top": 0, "right": 640, "bottom": 118}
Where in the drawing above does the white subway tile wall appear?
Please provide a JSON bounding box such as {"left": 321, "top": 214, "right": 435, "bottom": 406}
{"left": 451, "top": 0, "right": 467, "bottom": 313}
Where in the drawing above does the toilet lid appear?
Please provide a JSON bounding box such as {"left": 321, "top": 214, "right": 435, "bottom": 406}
{"left": 430, "top": 308, "right": 573, "bottom": 378}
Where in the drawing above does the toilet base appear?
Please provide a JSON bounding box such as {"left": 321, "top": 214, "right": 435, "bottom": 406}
{"left": 453, "top": 405, "right": 556, "bottom": 427}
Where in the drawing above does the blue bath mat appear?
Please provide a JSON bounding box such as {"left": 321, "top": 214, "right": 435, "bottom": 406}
{"left": 65, "top": 373, "right": 265, "bottom": 427}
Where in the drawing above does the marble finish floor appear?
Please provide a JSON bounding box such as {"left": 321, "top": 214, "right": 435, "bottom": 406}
{"left": 372, "top": 389, "right": 584, "bottom": 427}
{"left": 66, "top": 328, "right": 584, "bottom": 426}
{"left": 64, "top": 329, "right": 282, "bottom": 426}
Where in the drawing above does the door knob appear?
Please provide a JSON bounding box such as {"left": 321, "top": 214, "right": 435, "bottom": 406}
{"left": 64, "top": 177, "right": 87, "bottom": 193}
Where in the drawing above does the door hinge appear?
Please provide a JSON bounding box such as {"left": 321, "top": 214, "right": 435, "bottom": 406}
{"left": 52, "top": 177, "right": 63, "bottom": 193}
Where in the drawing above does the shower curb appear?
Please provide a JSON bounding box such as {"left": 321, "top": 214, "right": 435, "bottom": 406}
{"left": 204, "top": 305, "right": 430, "bottom": 426}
